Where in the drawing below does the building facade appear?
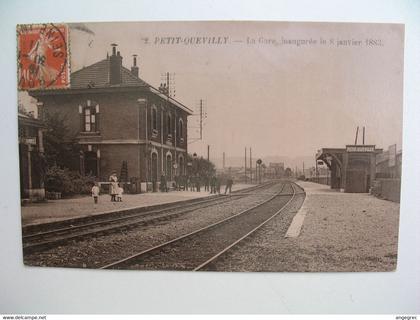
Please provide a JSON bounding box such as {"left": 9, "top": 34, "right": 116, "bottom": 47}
{"left": 267, "top": 162, "right": 285, "bottom": 178}
{"left": 18, "top": 112, "right": 46, "bottom": 201}
{"left": 29, "top": 45, "right": 193, "bottom": 192}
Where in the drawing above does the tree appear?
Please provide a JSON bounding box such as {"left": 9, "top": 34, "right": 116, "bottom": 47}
{"left": 43, "top": 112, "right": 79, "bottom": 171}
{"left": 187, "top": 154, "right": 216, "bottom": 177}
{"left": 285, "top": 167, "right": 293, "bottom": 178}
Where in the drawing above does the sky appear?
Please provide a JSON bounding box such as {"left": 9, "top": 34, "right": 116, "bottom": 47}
{"left": 19, "top": 21, "right": 404, "bottom": 162}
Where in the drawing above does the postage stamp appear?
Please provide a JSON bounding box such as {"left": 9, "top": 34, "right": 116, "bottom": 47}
{"left": 17, "top": 23, "right": 69, "bottom": 90}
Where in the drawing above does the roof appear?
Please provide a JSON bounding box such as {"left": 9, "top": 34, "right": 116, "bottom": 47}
{"left": 18, "top": 112, "right": 45, "bottom": 128}
{"left": 70, "top": 59, "right": 149, "bottom": 89}
{"left": 32, "top": 58, "right": 193, "bottom": 115}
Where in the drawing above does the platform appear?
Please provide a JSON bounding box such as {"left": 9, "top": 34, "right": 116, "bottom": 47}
{"left": 284, "top": 181, "right": 400, "bottom": 271}
{"left": 21, "top": 183, "right": 254, "bottom": 226}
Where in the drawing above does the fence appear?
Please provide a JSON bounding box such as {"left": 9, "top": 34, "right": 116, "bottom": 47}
{"left": 371, "top": 178, "right": 401, "bottom": 203}
{"left": 306, "top": 176, "right": 330, "bottom": 186}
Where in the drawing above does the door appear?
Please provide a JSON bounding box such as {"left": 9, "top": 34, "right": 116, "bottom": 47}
{"left": 345, "top": 170, "right": 367, "bottom": 193}
{"left": 151, "top": 152, "right": 158, "bottom": 192}
{"left": 84, "top": 151, "right": 98, "bottom": 177}
{"left": 166, "top": 155, "right": 172, "bottom": 181}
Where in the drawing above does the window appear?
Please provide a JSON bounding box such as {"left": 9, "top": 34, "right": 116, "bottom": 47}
{"left": 18, "top": 126, "right": 26, "bottom": 138}
{"left": 84, "top": 107, "right": 96, "bottom": 132}
{"left": 166, "top": 114, "right": 172, "bottom": 135}
{"left": 151, "top": 106, "right": 158, "bottom": 133}
{"left": 178, "top": 119, "right": 184, "bottom": 139}
{"left": 167, "top": 113, "right": 172, "bottom": 138}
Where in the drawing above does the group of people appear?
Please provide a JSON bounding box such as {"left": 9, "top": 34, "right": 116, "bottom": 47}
{"left": 91, "top": 172, "right": 235, "bottom": 204}
{"left": 168, "top": 174, "right": 234, "bottom": 195}
{"left": 91, "top": 171, "right": 124, "bottom": 204}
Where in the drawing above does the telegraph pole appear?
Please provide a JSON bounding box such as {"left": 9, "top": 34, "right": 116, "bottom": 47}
{"left": 223, "top": 152, "right": 225, "bottom": 170}
{"left": 354, "top": 126, "right": 359, "bottom": 145}
{"left": 207, "top": 145, "right": 210, "bottom": 162}
{"left": 244, "top": 147, "right": 247, "bottom": 183}
{"left": 200, "top": 99, "right": 203, "bottom": 140}
{"left": 249, "top": 147, "right": 252, "bottom": 183}
{"left": 362, "top": 126, "right": 365, "bottom": 145}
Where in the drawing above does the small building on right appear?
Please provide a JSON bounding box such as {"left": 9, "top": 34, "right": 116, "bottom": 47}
{"left": 316, "top": 145, "right": 383, "bottom": 193}
{"left": 315, "top": 144, "right": 402, "bottom": 201}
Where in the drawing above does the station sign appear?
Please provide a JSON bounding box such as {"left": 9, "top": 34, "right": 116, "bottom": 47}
{"left": 19, "top": 137, "right": 37, "bottom": 145}
{"left": 346, "top": 145, "right": 375, "bottom": 152}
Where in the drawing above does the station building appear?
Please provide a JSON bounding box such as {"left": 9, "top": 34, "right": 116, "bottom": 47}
{"left": 29, "top": 44, "right": 193, "bottom": 192}
{"left": 316, "top": 145, "right": 383, "bottom": 193}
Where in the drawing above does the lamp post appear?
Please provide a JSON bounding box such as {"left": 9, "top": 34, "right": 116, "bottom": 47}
{"left": 256, "top": 159, "right": 262, "bottom": 184}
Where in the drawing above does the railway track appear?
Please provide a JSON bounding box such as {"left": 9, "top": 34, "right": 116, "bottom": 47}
{"left": 22, "top": 181, "right": 278, "bottom": 254}
{"left": 101, "top": 181, "right": 303, "bottom": 271}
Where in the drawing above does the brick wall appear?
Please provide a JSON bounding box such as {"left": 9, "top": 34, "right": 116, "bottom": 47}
{"left": 99, "top": 144, "right": 140, "bottom": 181}
{"left": 38, "top": 92, "right": 144, "bottom": 141}
{"left": 32, "top": 89, "right": 189, "bottom": 188}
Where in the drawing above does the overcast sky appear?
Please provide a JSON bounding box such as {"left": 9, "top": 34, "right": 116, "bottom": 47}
{"left": 20, "top": 21, "right": 404, "bottom": 159}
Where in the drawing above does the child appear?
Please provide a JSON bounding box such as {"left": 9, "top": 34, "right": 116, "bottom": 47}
{"left": 91, "top": 182, "right": 100, "bottom": 204}
{"left": 116, "top": 185, "right": 124, "bottom": 202}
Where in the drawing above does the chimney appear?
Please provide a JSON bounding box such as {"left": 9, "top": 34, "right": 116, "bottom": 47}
{"left": 131, "top": 54, "right": 139, "bottom": 78}
{"left": 109, "top": 43, "right": 122, "bottom": 85}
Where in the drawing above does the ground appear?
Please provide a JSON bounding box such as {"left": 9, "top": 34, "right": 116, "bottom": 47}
{"left": 213, "top": 181, "right": 400, "bottom": 272}
{"left": 21, "top": 183, "right": 253, "bottom": 226}
{"left": 22, "top": 180, "right": 400, "bottom": 272}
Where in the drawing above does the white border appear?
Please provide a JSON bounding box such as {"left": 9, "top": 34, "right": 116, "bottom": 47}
{"left": 1, "top": 0, "right": 419, "bottom": 314}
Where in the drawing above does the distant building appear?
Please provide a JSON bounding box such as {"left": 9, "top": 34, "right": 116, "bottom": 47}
{"left": 29, "top": 44, "right": 193, "bottom": 192}
{"left": 267, "top": 162, "right": 284, "bottom": 178}
{"left": 18, "top": 111, "right": 46, "bottom": 201}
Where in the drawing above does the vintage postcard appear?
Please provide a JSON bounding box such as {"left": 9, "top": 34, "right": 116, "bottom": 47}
{"left": 17, "top": 21, "right": 404, "bottom": 271}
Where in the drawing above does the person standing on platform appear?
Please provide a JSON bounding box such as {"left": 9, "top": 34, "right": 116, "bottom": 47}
{"left": 116, "top": 184, "right": 124, "bottom": 202}
{"left": 109, "top": 171, "right": 118, "bottom": 202}
{"left": 196, "top": 175, "right": 201, "bottom": 192}
{"left": 189, "top": 176, "right": 195, "bottom": 192}
{"left": 174, "top": 176, "right": 180, "bottom": 191}
{"left": 210, "top": 175, "right": 216, "bottom": 194}
{"left": 216, "top": 176, "right": 221, "bottom": 194}
{"left": 91, "top": 182, "right": 100, "bottom": 204}
{"left": 204, "top": 175, "right": 210, "bottom": 192}
{"left": 160, "top": 173, "right": 168, "bottom": 192}
{"left": 224, "top": 177, "right": 233, "bottom": 195}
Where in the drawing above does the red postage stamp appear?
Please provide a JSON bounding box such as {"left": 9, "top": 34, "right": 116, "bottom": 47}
{"left": 17, "top": 23, "right": 69, "bottom": 90}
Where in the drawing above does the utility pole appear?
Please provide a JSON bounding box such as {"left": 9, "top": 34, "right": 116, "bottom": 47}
{"left": 354, "top": 126, "right": 359, "bottom": 145}
{"left": 249, "top": 147, "right": 252, "bottom": 183}
{"left": 245, "top": 147, "right": 247, "bottom": 183}
{"left": 207, "top": 145, "right": 210, "bottom": 162}
{"left": 223, "top": 152, "right": 225, "bottom": 170}
{"left": 303, "top": 161, "right": 305, "bottom": 178}
{"left": 199, "top": 99, "right": 203, "bottom": 140}
{"left": 362, "top": 126, "right": 365, "bottom": 145}
{"left": 255, "top": 160, "right": 258, "bottom": 184}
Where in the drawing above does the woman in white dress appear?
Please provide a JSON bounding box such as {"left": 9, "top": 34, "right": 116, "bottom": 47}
{"left": 109, "top": 172, "right": 118, "bottom": 202}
